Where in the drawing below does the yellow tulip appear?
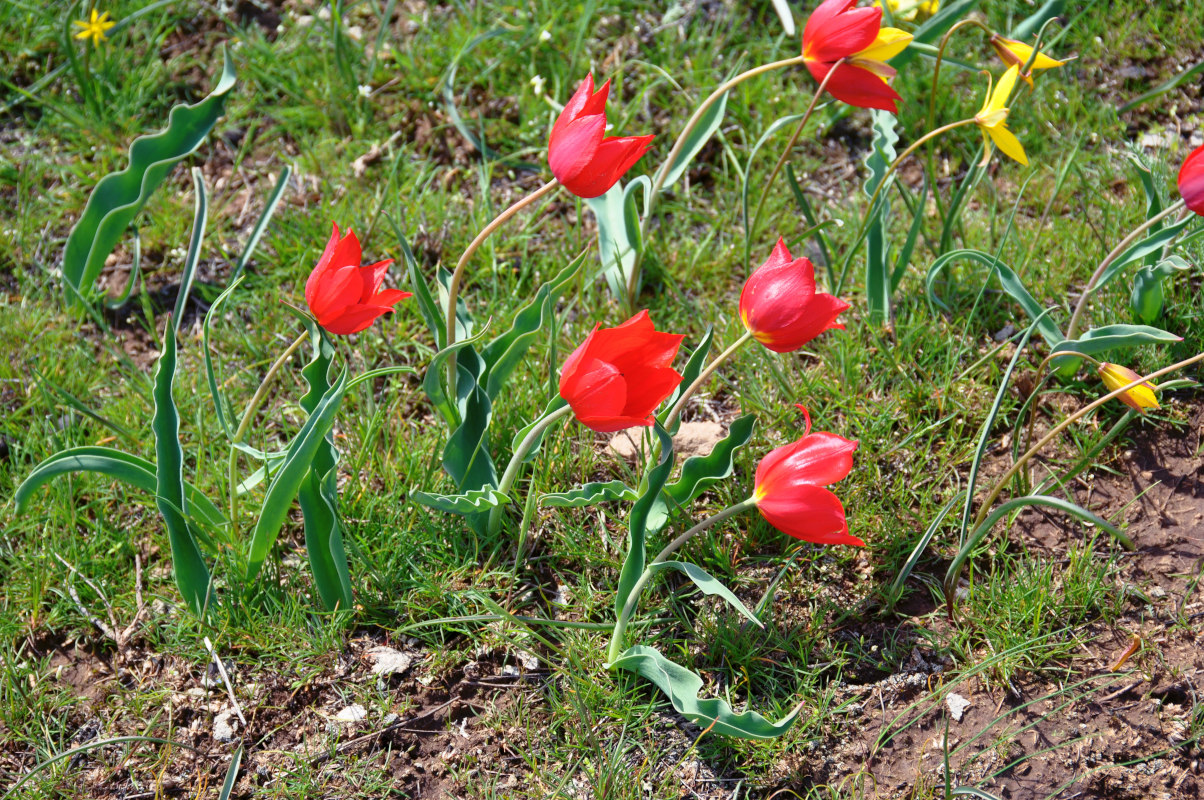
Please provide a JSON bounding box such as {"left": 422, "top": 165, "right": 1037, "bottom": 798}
{"left": 1098, "top": 363, "right": 1159, "bottom": 413}
{"left": 990, "top": 34, "right": 1065, "bottom": 87}
{"left": 974, "top": 65, "right": 1028, "bottom": 166}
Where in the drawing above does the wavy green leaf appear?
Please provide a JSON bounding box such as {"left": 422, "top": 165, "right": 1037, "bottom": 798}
{"left": 540, "top": 480, "right": 637, "bottom": 508}
{"left": 61, "top": 48, "right": 235, "bottom": 310}
{"left": 650, "top": 561, "right": 762, "bottom": 628}
{"left": 154, "top": 323, "right": 213, "bottom": 617}
{"left": 864, "top": 109, "right": 898, "bottom": 322}
{"left": 610, "top": 645, "right": 799, "bottom": 739}
{"left": 14, "top": 446, "right": 226, "bottom": 531}
{"left": 1131, "top": 256, "right": 1190, "bottom": 324}
{"left": 664, "top": 414, "right": 755, "bottom": 511}
{"left": 410, "top": 486, "right": 510, "bottom": 514}
{"left": 510, "top": 395, "right": 569, "bottom": 464}
{"left": 245, "top": 367, "right": 348, "bottom": 585}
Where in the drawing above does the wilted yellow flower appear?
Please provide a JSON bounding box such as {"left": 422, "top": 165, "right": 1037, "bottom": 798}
{"left": 1098, "top": 363, "right": 1159, "bottom": 413}
{"left": 989, "top": 34, "right": 1065, "bottom": 87}
{"left": 974, "top": 65, "right": 1027, "bottom": 166}
{"left": 873, "top": 0, "right": 939, "bottom": 23}
{"left": 73, "top": 8, "right": 116, "bottom": 47}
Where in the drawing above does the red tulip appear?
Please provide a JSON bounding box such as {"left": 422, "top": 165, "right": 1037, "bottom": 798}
{"left": 1179, "top": 143, "right": 1204, "bottom": 216}
{"left": 740, "top": 238, "right": 850, "bottom": 353}
{"left": 754, "top": 405, "right": 862, "bottom": 546}
{"left": 559, "top": 310, "right": 684, "bottom": 432}
{"left": 304, "top": 224, "right": 411, "bottom": 336}
{"left": 548, "top": 75, "right": 655, "bottom": 199}
{"left": 802, "top": 0, "right": 912, "bottom": 113}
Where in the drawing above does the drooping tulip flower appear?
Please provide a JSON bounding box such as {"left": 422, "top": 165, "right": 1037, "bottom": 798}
{"left": 974, "top": 65, "right": 1028, "bottom": 166}
{"left": 873, "top": 0, "right": 938, "bottom": 22}
{"left": 802, "top": 0, "right": 913, "bottom": 113}
{"left": 548, "top": 75, "right": 655, "bottom": 199}
{"left": 558, "top": 310, "right": 684, "bottom": 432}
{"left": 1098, "top": 363, "right": 1159, "bottom": 413}
{"left": 754, "top": 405, "right": 862, "bottom": 546}
{"left": 740, "top": 238, "right": 850, "bottom": 353}
{"left": 989, "top": 34, "right": 1065, "bottom": 87}
{"left": 1179, "top": 144, "right": 1204, "bottom": 216}
{"left": 304, "top": 224, "right": 411, "bottom": 336}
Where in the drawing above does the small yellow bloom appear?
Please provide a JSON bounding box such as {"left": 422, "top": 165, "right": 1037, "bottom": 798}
{"left": 1098, "top": 363, "right": 1159, "bottom": 413}
{"left": 873, "top": 0, "right": 940, "bottom": 23}
{"left": 73, "top": 9, "right": 116, "bottom": 47}
{"left": 974, "top": 65, "right": 1028, "bottom": 166}
{"left": 989, "top": 34, "right": 1065, "bottom": 87}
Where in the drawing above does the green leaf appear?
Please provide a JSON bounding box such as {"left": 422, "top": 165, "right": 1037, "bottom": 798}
{"left": 14, "top": 446, "right": 226, "bottom": 531}
{"left": 245, "top": 367, "right": 348, "bottom": 585}
{"left": 660, "top": 91, "right": 728, "bottom": 190}
{"left": 663, "top": 415, "right": 755, "bottom": 511}
{"left": 1131, "top": 256, "right": 1190, "bottom": 324}
{"left": 201, "top": 276, "right": 244, "bottom": 440}
{"left": 1009, "top": 0, "right": 1066, "bottom": 40}
{"left": 173, "top": 168, "right": 208, "bottom": 329}
{"left": 892, "top": 0, "right": 980, "bottom": 67}
{"left": 421, "top": 322, "right": 492, "bottom": 429}
{"left": 650, "top": 561, "right": 762, "bottom": 628}
{"left": 610, "top": 645, "right": 800, "bottom": 740}
{"left": 1050, "top": 323, "right": 1182, "bottom": 377}
{"left": 480, "top": 250, "right": 586, "bottom": 397}
{"left": 1095, "top": 215, "right": 1195, "bottom": 290}
{"left": 153, "top": 323, "right": 213, "bottom": 617}
{"left": 586, "top": 177, "right": 648, "bottom": 298}
{"left": 1120, "top": 59, "right": 1204, "bottom": 113}
{"left": 926, "top": 249, "right": 1064, "bottom": 346}
{"left": 891, "top": 181, "right": 927, "bottom": 292}
{"left": 410, "top": 486, "right": 511, "bottom": 514}
{"left": 32, "top": 368, "right": 137, "bottom": 443}
{"left": 295, "top": 322, "right": 352, "bottom": 612}
{"left": 61, "top": 47, "right": 235, "bottom": 310}
{"left": 658, "top": 327, "right": 713, "bottom": 434}
{"left": 740, "top": 112, "right": 809, "bottom": 264}
{"left": 863, "top": 110, "right": 898, "bottom": 322}
{"left": 615, "top": 426, "right": 675, "bottom": 620}
{"left": 510, "top": 395, "right": 569, "bottom": 463}
{"left": 540, "top": 480, "right": 637, "bottom": 508}
{"left": 392, "top": 218, "right": 445, "bottom": 349}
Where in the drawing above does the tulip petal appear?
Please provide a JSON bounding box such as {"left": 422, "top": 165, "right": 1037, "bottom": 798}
{"left": 559, "top": 134, "right": 654, "bottom": 198}
{"left": 305, "top": 224, "right": 342, "bottom": 303}
{"left": 321, "top": 304, "right": 400, "bottom": 336}
{"left": 556, "top": 75, "right": 596, "bottom": 130}
{"left": 548, "top": 114, "right": 606, "bottom": 187}
{"left": 621, "top": 366, "right": 684, "bottom": 421}
{"left": 755, "top": 432, "right": 858, "bottom": 494}
{"left": 1179, "top": 144, "right": 1204, "bottom": 216}
{"left": 591, "top": 310, "right": 683, "bottom": 371}
{"left": 358, "top": 258, "right": 395, "bottom": 303}
{"left": 310, "top": 263, "right": 362, "bottom": 320}
{"left": 805, "top": 1, "right": 881, "bottom": 62}
{"left": 854, "top": 26, "right": 911, "bottom": 63}
{"left": 987, "top": 124, "right": 1028, "bottom": 166}
{"left": 562, "top": 357, "right": 627, "bottom": 420}
{"left": 757, "top": 484, "right": 863, "bottom": 547}
{"left": 820, "top": 62, "right": 902, "bottom": 113}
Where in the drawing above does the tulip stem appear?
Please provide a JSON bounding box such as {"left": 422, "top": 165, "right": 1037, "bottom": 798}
{"left": 748, "top": 58, "right": 845, "bottom": 258}
{"left": 606, "top": 497, "right": 757, "bottom": 665}
{"left": 1063, "top": 199, "right": 1186, "bottom": 340}
{"left": 664, "top": 330, "right": 755, "bottom": 430}
{"left": 227, "top": 331, "right": 310, "bottom": 526}
{"left": 833, "top": 117, "right": 977, "bottom": 297}
{"left": 966, "top": 351, "right": 1204, "bottom": 555}
{"left": 445, "top": 179, "right": 560, "bottom": 395}
{"left": 629, "top": 53, "right": 812, "bottom": 308}
{"left": 488, "top": 402, "right": 575, "bottom": 535}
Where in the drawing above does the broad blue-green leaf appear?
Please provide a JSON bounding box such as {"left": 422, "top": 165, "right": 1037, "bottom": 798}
{"left": 864, "top": 109, "right": 898, "bottom": 322}
{"left": 650, "top": 561, "right": 763, "bottom": 628}
{"left": 610, "top": 645, "right": 799, "bottom": 740}
{"left": 1010, "top": 0, "right": 1065, "bottom": 39}
{"left": 480, "top": 250, "right": 586, "bottom": 397}
{"left": 62, "top": 48, "right": 235, "bottom": 310}
{"left": 442, "top": 351, "right": 497, "bottom": 498}
{"left": 1131, "top": 256, "right": 1190, "bottom": 324}
{"left": 615, "top": 426, "right": 675, "bottom": 620}
{"left": 421, "top": 322, "right": 491, "bottom": 428}
{"left": 296, "top": 322, "right": 352, "bottom": 612}
{"left": 926, "top": 249, "right": 1064, "bottom": 346}
{"left": 658, "top": 327, "right": 713, "bottom": 434}
{"left": 154, "top": 323, "right": 213, "bottom": 617}
{"left": 410, "top": 486, "right": 510, "bottom": 514}
{"left": 510, "top": 395, "right": 569, "bottom": 463}
{"left": 1050, "top": 323, "right": 1182, "bottom": 377}
{"left": 1095, "top": 215, "right": 1195, "bottom": 290}
{"left": 587, "top": 177, "right": 649, "bottom": 298}
{"left": 14, "top": 446, "right": 226, "bottom": 531}
{"left": 540, "top": 480, "right": 637, "bottom": 508}
{"left": 660, "top": 91, "right": 728, "bottom": 190}
{"left": 664, "top": 415, "right": 755, "bottom": 511}
{"left": 245, "top": 367, "right": 348, "bottom": 584}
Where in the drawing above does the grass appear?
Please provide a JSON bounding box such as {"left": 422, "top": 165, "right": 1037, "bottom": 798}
{"left": 2, "top": 0, "right": 1204, "bottom": 797}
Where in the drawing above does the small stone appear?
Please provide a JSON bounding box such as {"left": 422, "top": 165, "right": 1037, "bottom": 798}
{"left": 213, "top": 708, "right": 239, "bottom": 742}
{"left": 336, "top": 704, "right": 368, "bottom": 723}
{"left": 946, "top": 692, "right": 971, "bottom": 722}
{"left": 366, "top": 647, "right": 413, "bottom": 676}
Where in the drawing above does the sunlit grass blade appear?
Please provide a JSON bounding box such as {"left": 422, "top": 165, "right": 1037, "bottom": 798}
{"left": 228, "top": 164, "right": 292, "bottom": 286}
